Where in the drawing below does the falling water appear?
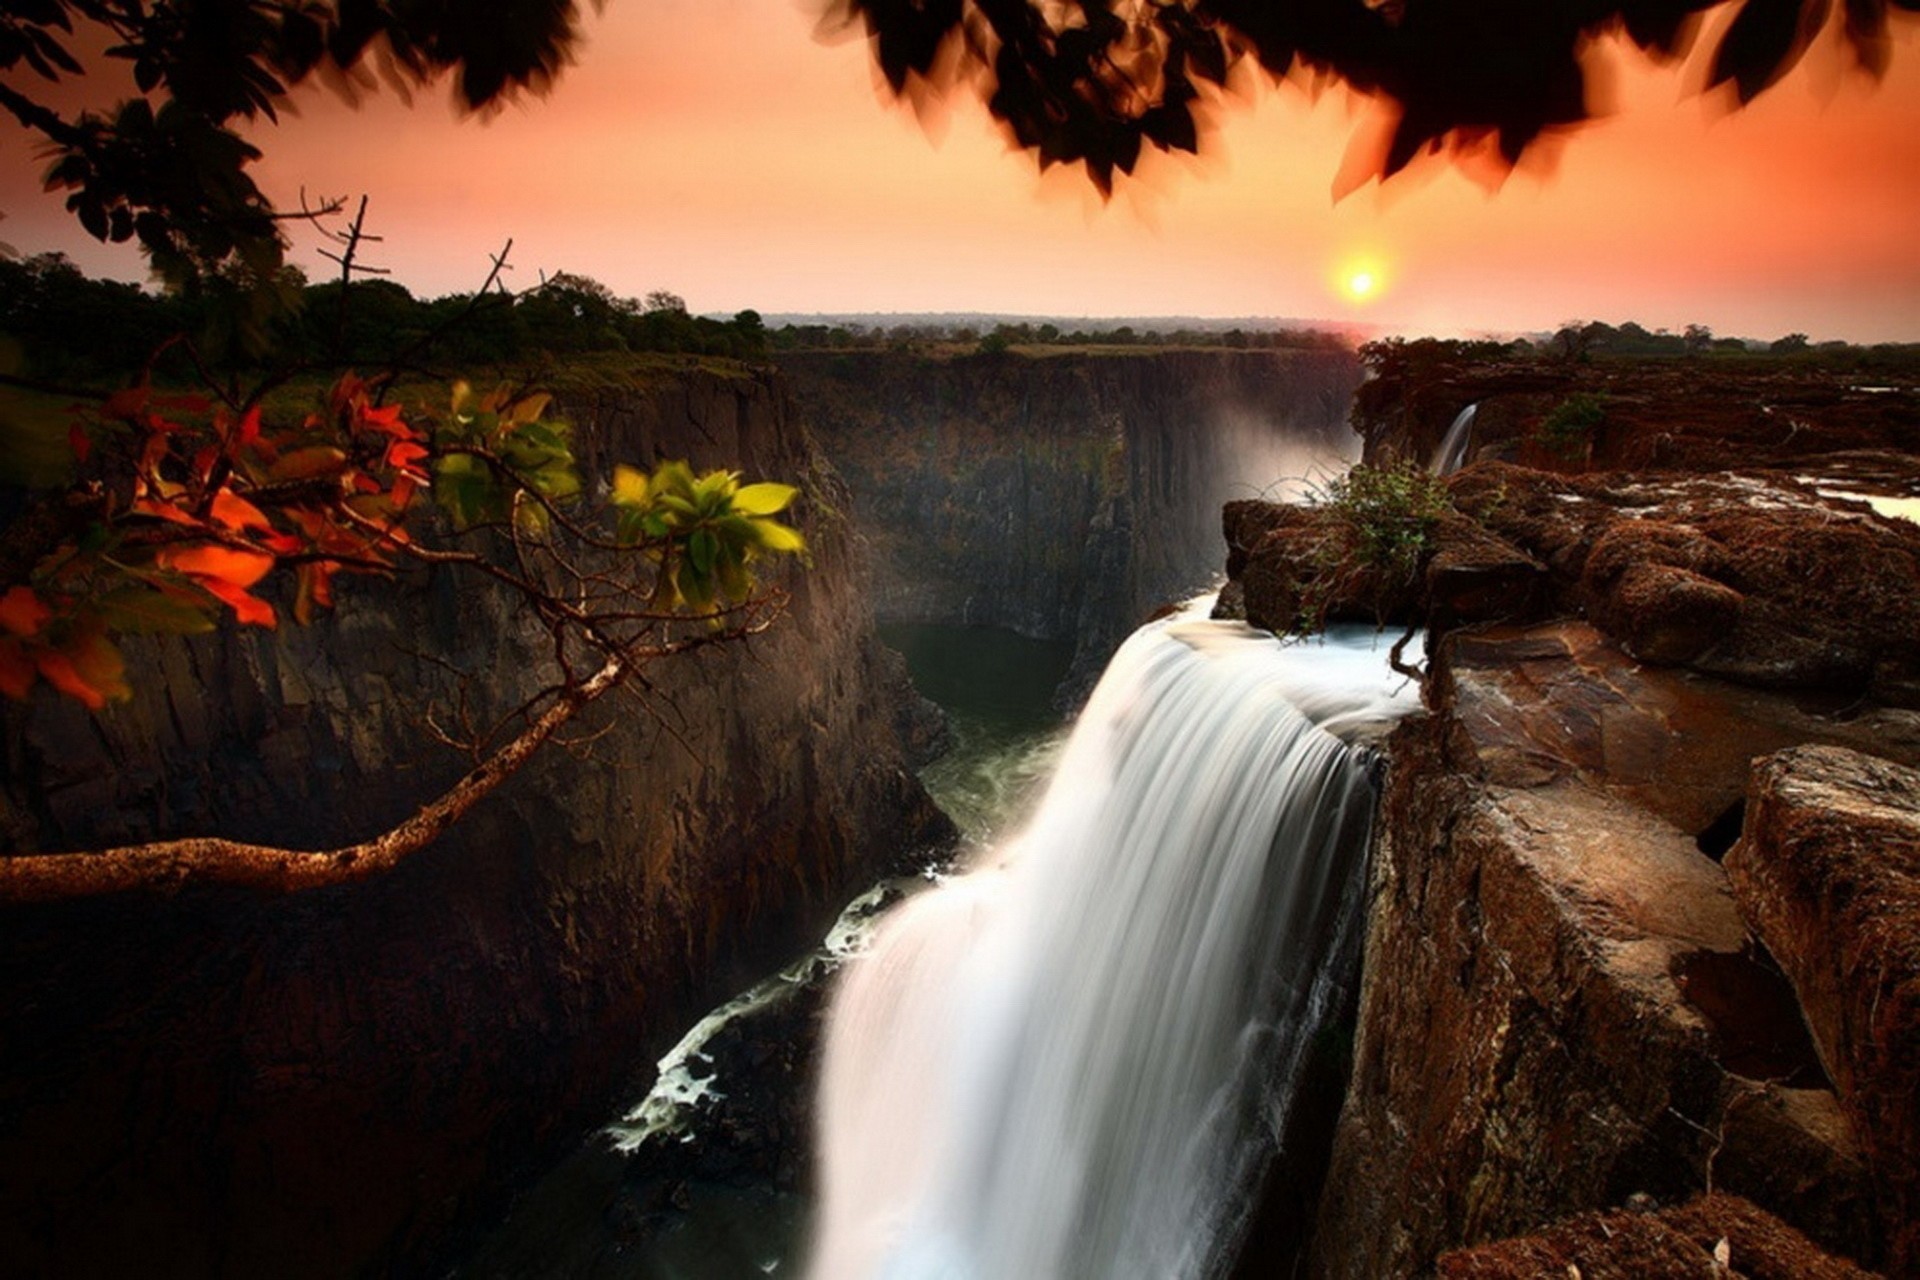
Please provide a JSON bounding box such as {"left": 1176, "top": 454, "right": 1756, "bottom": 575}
{"left": 1430, "top": 403, "right": 1479, "bottom": 475}
{"left": 809, "top": 603, "right": 1422, "bottom": 1280}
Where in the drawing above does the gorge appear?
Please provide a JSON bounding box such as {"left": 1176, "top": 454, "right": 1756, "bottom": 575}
{"left": 2, "top": 342, "right": 1916, "bottom": 1280}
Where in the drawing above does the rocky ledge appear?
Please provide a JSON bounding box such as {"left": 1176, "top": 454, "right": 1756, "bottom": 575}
{"left": 1220, "top": 386, "right": 1920, "bottom": 1276}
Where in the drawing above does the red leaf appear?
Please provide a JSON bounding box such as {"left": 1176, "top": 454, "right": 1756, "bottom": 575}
{"left": 199, "top": 578, "right": 277, "bottom": 628}
{"left": 235, "top": 405, "right": 262, "bottom": 446}
{"left": 359, "top": 402, "right": 411, "bottom": 438}
{"left": 0, "top": 587, "right": 52, "bottom": 638}
{"left": 391, "top": 473, "right": 419, "bottom": 510}
{"left": 33, "top": 650, "right": 106, "bottom": 710}
{"left": 384, "top": 440, "right": 429, "bottom": 473}
{"left": 132, "top": 494, "right": 205, "bottom": 528}
{"left": 192, "top": 445, "right": 220, "bottom": 482}
{"left": 211, "top": 490, "right": 272, "bottom": 534}
{"left": 68, "top": 421, "right": 91, "bottom": 464}
{"left": 162, "top": 544, "right": 275, "bottom": 588}
{"left": 293, "top": 561, "right": 336, "bottom": 625}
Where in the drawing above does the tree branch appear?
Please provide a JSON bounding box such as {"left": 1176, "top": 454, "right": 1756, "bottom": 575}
{"left": 0, "top": 657, "right": 625, "bottom": 903}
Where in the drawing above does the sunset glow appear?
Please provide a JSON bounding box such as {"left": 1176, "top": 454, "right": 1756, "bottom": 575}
{"left": 1, "top": 1, "right": 1916, "bottom": 340}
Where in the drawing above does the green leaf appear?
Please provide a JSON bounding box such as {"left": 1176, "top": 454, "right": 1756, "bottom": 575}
{"left": 96, "top": 586, "right": 218, "bottom": 636}
{"left": 612, "top": 463, "right": 650, "bottom": 507}
{"left": 688, "top": 528, "right": 717, "bottom": 575}
{"left": 731, "top": 482, "right": 797, "bottom": 517}
{"left": 750, "top": 519, "right": 806, "bottom": 554}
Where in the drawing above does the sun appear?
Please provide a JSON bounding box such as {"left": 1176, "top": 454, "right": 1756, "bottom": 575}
{"left": 1332, "top": 255, "right": 1388, "bottom": 306}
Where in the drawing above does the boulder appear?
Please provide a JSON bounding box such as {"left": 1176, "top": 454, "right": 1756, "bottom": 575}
{"left": 1435, "top": 1192, "right": 1876, "bottom": 1280}
{"left": 1726, "top": 746, "right": 1920, "bottom": 1275}
{"left": 1451, "top": 465, "right": 1920, "bottom": 704}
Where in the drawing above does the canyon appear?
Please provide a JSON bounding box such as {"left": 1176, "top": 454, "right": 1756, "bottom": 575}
{"left": 2, "top": 343, "right": 1915, "bottom": 1279}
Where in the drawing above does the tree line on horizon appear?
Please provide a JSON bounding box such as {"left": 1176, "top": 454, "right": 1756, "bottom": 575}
{"left": 4, "top": 251, "right": 1915, "bottom": 391}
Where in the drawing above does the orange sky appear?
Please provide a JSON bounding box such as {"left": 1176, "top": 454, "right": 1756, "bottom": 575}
{"left": 3, "top": 0, "right": 1918, "bottom": 341}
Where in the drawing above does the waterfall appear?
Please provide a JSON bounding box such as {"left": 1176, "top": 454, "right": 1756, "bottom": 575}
{"left": 809, "top": 603, "right": 1422, "bottom": 1280}
{"left": 1430, "top": 403, "right": 1478, "bottom": 475}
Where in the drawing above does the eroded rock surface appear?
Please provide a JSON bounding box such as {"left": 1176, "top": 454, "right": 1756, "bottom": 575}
{"left": 1309, "top": 625, "right": 1906, "bottom": 1277}
{"left": 1727, "top": 746, "right": 1920, "bottom": 1275}
{"left": 1435, "top": 1192, "right": 1877, "bottom": 1280}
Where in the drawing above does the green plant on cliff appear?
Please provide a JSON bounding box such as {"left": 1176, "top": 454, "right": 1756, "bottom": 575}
{"left": 1536, "top": 392, "right": 1607, "bottom": 462}
{"left": 1288, "top": 461, "right": 1450, "bottom": 640}
{"left": 1325, "top": 461, "right": 1450, "bottom": 586}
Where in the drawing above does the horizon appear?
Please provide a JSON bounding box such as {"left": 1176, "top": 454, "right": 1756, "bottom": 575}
{"left": 2, "top": 0, "right": 1917, "bottom": 345}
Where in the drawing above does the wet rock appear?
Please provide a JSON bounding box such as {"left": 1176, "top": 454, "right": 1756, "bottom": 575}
{"left": 1450, "top": 464, "right": 1920, "bottom": 704}
{"left": 1726, "top": 745, "right": 1920, "bottom": 1275}
{"left": 1435, "top": 1192, "right": 1876, "bottom": 1280}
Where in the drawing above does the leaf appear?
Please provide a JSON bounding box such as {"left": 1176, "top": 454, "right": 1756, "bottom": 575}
{"left": 293, "top": 561, "right": 335, "bottom": 625}
{"left": 750, "top": 519, "right": 807, "bottom": 554}
{"left": 97, "top": 587, "right": 217, "bottom": 635}
{"left": 503, "top": 392, "right": 552, "bottom": 425}
{"left": 688, "top": 528, "right": 718, "bottom": 575}
{"left": 731, "top": 482, "right": 797, "bottom": 517}
{"left": 33, "top": 649, "right": 105, "bottom": 710}
{"left": 64, "top": 626, "right": 131, "bottom": 704}
{"left": 0, "top": 586, "right": 52, "bottom": 638}
{"left": 210, "top": 490, "right": 273, "bottom": 533}
{"left": 198, "top": 578, "right": 277, "bottom": 628}
{"left": 163, "top": 544, "right": 275, "bottom": 588}
{"left": 612, "top": 463, "right": 651, "bottom": 507}
{"left": 268, "top": 445, "right": 349, "bottom": 482}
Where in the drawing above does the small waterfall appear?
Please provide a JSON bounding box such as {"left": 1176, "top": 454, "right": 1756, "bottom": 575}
{"left": 809, "top": 605, "right": 1422, "bottom": 1280}
{"left": 1430, "top": 403, "right": 1478, "bottom": 475}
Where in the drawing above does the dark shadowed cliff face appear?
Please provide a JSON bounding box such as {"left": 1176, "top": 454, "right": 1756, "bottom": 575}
{"left": 0, "top": 362, "right": 951, "bottom": 1277}
{"left": 779, "top": 348, "right": 1363, "bottom": 694}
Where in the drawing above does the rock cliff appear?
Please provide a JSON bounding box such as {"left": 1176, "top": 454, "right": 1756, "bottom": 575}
{"left": 1220, "top": 356, "right": 1920, "bottom": 1277}
{"left": 0, "top": 359, "right": 951, "bottom": 1276}
{"left": 780, "top": 347, "right": 1362, "bottom": 695}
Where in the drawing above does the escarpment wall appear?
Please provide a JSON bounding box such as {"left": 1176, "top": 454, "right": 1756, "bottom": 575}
{"left": 0, "top": 361, "right": 950, "bottom": 1277}
{"left": 1211, "top": 368, "right": 1920, "bottom": 1274}
{"left": 780, "top": 347, "right": 1362, "bottom": 694}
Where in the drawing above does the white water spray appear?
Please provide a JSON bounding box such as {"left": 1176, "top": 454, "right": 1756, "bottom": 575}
{"left": 809, "top": 605, "right": 1422, "bottom": 1280}
{"left": 1430, "top": 403, "right": 1478, "bottom": 475}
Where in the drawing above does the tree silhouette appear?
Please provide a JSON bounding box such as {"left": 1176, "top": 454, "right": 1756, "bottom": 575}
{"left": 1, "top": 1, "right": 584, "bottom": 295}
{"left": 822, "top": 0, "right": 1914, "bottom": 191}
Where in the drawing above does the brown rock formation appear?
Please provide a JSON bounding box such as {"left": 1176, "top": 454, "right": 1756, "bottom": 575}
{"left": 1726, "top": 746, "right": 1920, "bottom": 1275}
{"left": 1310, "top": 623, "right": 1903, "bottom": 1277}
{"left": 1446, "top": 465, "right": 1920, "bottom": 703}
{"left": 1436, "top": 1192, "right": 1876, "bottom": 1280}
{"left": 1352, "top": 356, "right": 1920, "bottom": 476}
{"left": 0, "top": 360, "right": 952, "bottom": 1276}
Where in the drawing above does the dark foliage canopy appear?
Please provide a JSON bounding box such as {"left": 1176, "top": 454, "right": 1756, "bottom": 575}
{"left": 1, "top": 1, "right": 584, "bottom": 289}
{"left": 823, "top": 0, "right": 1916, "bottom": 190}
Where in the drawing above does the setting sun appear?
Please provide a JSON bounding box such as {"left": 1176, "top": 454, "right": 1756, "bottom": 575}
{"left": 1334, "top": 255, "right": 1388, "bottom": 306}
